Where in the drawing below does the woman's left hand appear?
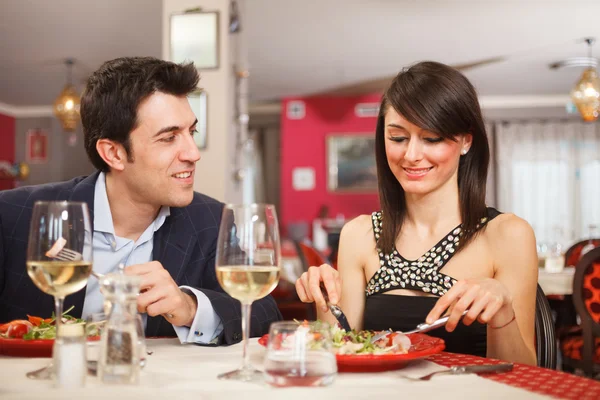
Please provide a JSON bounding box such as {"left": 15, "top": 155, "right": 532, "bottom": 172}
{"left": 426, "top": 278, "right": 515, "bottom": 331}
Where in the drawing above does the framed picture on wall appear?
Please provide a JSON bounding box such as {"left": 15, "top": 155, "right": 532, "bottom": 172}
{"left": 189, "top": 89, "right": 208, "bottom": 149}
{"left": 170, "top": 10, "right": 219, "bottom": 70}
{"left": 26, "top": 129, "right": 48, "bottom": 164}
{"left": 327, "top": 134, "right": 377, "bottom": 192}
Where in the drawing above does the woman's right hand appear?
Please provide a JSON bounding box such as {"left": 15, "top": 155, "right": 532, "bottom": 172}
{"left": 295, "top": 264, "right": 342, "bottom": 313}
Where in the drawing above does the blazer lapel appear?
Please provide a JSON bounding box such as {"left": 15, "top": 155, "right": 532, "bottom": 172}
{"left": 145, "top": 207, "right": 197, "bottom": 336}
{"left": 63, "top": 171, "right": 99, "bottom": 318}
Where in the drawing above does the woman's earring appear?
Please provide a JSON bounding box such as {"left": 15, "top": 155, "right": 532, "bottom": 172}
{"left": 461, "top": 149, "right": 468, "bottom": 155}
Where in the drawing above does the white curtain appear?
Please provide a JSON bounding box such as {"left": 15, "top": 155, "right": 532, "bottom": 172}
{"left": 495, "top": 121, "right": 600, "bottom": 247}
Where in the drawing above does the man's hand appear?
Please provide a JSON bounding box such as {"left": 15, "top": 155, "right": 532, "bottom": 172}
{"left": 125, "top": 261, "right": 198, "bottom": 327}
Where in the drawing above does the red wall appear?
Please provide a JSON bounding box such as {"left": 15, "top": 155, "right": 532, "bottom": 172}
{"left": 280, "top": 95, "right": 382, "bottom": 233}
{"left": 0, "top": 113, "right": 16, "bottom": 191}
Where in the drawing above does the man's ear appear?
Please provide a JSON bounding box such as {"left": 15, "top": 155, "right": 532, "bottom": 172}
{"left": 96, "top": 139, "right": 127, "bottom": 171}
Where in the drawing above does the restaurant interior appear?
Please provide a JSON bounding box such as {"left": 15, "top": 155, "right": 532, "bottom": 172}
{"left": 1, "top": 0, "right": 600, "bottom": 397}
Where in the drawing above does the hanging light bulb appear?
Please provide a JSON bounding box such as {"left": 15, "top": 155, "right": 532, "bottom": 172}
{"left": 53, "top": 58, "right": 81, "bottom": 131}
{"left": 571, "top": 38, "right": 600, "bottom": 122}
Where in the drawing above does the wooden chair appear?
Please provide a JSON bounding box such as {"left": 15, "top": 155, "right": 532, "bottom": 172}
{"left": 565, "top": 239, "right": 600, "bottom": 268}
{"left": 272, "top": 241, "right": 329, "bottom": 321}
{"left": 560, "top": 247, "right": 600, "bottom": 376}
{"left": 547, "top": 239, "right": 600, "bottom": 333}
{"left": 535, "top": 283, "right": 557, "bottom": 369}
{"left": 297, "top": 241, "right": 327, "bottom": 269}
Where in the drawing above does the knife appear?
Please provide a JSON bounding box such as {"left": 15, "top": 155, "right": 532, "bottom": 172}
{"left": 403, "top": 310, "right": 470, "bottom": 334}
{"left": 448, "top": 364, "right": 514, "bottom": 375}
{"left": 407, "top": 363, "right": 514, "bottom": 381}
{"left": 371, "top": 310, "right": 470, "bottom": 343}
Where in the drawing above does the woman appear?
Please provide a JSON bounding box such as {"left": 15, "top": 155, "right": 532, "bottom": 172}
{"left": 295, "top": 61, "right": 538, "bottom": 365}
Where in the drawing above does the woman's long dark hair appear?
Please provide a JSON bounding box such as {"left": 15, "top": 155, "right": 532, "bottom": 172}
{"left": 375, "top": 61, "right": 490, "bottom": 254}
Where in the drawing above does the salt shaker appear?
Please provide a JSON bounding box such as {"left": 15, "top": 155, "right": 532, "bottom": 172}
{"left": 98, "top": 273, "right": 142, "bottom": 384}
{"left": 53, "top": 323, "right": 86, "bottom": 388}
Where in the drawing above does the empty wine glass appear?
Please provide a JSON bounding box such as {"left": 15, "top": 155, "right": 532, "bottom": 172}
{"left": 264, "top": 321, "right": 337, "bottom": 387}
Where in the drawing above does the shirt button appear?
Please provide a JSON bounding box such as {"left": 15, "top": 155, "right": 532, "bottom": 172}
{"left": 111, "top": 241, "right": 116, "bottom": 249}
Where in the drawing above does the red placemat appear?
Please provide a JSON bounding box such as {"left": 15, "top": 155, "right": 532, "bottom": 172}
{"left": 430, "top": 352, "right": 600, "bottom": 400}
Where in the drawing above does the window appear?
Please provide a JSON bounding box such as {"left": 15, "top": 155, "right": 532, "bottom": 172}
{"left": 494, "top": 121, "right": 600, "bottom": 247}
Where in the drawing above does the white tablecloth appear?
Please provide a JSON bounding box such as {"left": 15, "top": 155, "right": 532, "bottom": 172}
{"left": 538, "top": 267, "right": 575, "bottom": 296}
{"left": 0, "top": 338, "right": 549, "bottom": 400}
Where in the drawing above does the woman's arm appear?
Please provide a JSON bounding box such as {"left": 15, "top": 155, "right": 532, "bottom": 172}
{"left": 485, "top": 215, "right": 538, "bottom": 365}
{"left": 296, "top": 215, "right": 372, "bottom": 330}
{"left": 426, "top": 214, "right": 538, "bottom": 365}
{"left": 328, "top": 215, "right": 372, "bottom": 330}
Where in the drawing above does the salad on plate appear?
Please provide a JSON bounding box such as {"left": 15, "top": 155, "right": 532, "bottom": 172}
{"left": 330, "top": 324, "right": 412, "bottom": 355}
{"left": 0, "top": 306, "right": 102, "bottom": 340}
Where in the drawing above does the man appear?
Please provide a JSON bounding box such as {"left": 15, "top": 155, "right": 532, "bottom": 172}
{"left": 0, "top": 57, "right": 281, "bottom": 344}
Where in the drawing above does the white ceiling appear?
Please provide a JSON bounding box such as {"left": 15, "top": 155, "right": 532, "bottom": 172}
{"left": 244, "top": 0, "right": 600, "bottom": 101}
{"left": 1, "top": 0, "right": 600, "bottom": 108}
{"left": 0, "top": 0, "right": 162, "bottom": 106}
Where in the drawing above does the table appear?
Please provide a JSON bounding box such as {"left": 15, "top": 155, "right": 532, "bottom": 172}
{"left": 1, "top": 338, "right": 599, "bottom": 400}
{"left": 538, "top": 268, "right": 575, "bottom": 296}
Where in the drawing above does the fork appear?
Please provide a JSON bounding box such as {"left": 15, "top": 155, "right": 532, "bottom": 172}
{"left": 48, "top": 241, "right": 174, "bottom": 319}
{"left": 46, "top": 241, "right": 105, "bottom": 279}
{"left": 319, "top": 284, "right": 352, "bottom": 331}
{"left": 400, "top": 363, "right": 513, "bottom": 381}
{"left": 53, "top": 248, "right": 105, "bottom": 280}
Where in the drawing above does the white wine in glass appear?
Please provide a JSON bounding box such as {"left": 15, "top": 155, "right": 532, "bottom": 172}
{"left": 215, "top": 203, "right": 281, "bottom": 382}
{"left": 25, "top": 201, "right": 93, "bottom": 380}
{"left": 216, "top": 266, "right": 279, "bottom": 303}
{"left": 27, "top": 260, "right": 93, "bottom": 298}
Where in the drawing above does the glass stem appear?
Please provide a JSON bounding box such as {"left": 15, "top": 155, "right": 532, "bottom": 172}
{"left": 241, "top": 302, "right": 252, "bottom": 371}
{"left": 54, "top": 296, "right": 64, "bottom": 338}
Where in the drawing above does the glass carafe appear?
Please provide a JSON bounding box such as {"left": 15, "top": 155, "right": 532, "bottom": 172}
{"left": 98, "top": 273, "right": 142, "bottom": 384}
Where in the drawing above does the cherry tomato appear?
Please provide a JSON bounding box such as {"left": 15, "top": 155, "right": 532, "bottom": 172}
{"left": 6, "top": 320, "right": 33, "bottom": 338}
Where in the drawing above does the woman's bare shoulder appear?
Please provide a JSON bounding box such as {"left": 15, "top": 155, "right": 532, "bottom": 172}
{"left": 341, "top": 214, "right": 375, "bottom": 236}
{"left": 485, "top": 212, "right": 535, "bottom": 245}
{"left": 484, "top": 212, "right": 537, "bottom": 272}
{"left": 339, "top": 214, "right": 377, "bottom": 254}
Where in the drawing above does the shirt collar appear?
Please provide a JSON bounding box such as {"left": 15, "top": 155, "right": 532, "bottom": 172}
{"left": 93, "top": 172, "right": 171, "bottom": 236}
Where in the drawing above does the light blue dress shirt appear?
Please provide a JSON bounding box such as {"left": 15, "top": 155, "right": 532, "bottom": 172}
{"left": 81, "top": 172, "right": 223, "bottom": 344}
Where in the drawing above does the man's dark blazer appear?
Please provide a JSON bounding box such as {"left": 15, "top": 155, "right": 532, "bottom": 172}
{"left": 0, "top": 172, "right": 282, "bottom": 344}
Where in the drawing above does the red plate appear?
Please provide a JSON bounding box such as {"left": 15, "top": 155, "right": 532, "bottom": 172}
{"left": 258, "top": 332, "right": 445, "bottom": 373}
{"left": 0, "top": 336, "right": 100, "bottom": 358}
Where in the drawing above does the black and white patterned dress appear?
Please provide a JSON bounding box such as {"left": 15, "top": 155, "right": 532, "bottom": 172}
{"left": 362, "top": 208, "right": 501, "bottom": 357}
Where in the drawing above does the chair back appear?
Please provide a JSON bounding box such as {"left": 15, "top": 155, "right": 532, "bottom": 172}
{"left": 535, "top": 283, "right": 557, "bottom": 369}
{"left": 571, "top": 247, "right": 600, "bottom": 374}
{"left": 565, "top": 239, "right": 600, "bottom": 268}
{"left": 294, "top": 241, "right": 327, "bottom": 271}
{"left": 573, "top": 247, "right": 600, "bottom": 328}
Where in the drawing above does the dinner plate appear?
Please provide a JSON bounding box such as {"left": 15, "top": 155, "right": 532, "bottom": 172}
{"left": 0, "top": 336, "right": 100, "bottom": 358}
{"left": 258, "top": 332, "right": 445, "bottom": 373}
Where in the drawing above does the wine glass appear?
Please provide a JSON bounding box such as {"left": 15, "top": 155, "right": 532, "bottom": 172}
{"left": 25, "top": 201, "right": 93, "bottom": 379}
{"left": 215, "top": 203, "right": 281, "bottom": 382}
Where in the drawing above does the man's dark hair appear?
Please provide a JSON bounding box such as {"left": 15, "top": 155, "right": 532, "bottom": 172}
{"left": 375, "top": 61, "right": 490, "bottom": 254}
{"left": 81, "top": 57, "right": 200, "bottom": 172}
